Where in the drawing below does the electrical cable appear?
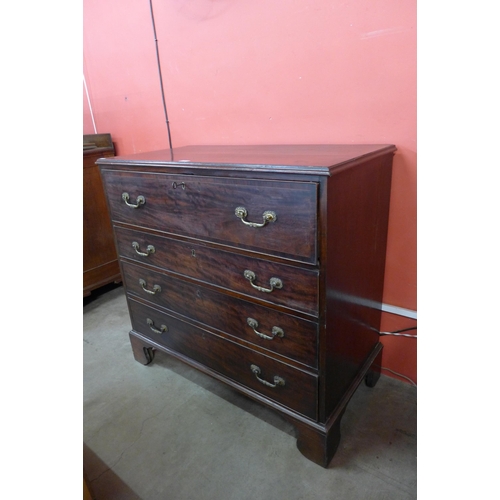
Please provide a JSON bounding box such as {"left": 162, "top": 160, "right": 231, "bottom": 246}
{"left": 380, "top": 367, "right": 417, "bottom": 387}
{"left": 379, "top": 327, "right": 417, "bottom": 338}
{"left": 149, "top": 0, "right": 173, "bottom": 150}
{"left": 83, "top": 73, "right": 97, "bottom": 134}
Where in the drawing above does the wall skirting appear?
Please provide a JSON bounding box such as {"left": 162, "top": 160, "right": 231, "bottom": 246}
{"left": 381, "top": 303, "right": 417, "bottom": 320}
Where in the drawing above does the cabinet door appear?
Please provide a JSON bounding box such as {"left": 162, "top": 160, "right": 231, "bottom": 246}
{"left": 83, "top": 152, "right": 120, "bottom": 294}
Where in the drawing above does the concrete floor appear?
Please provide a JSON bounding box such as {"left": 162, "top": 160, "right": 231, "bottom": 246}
{"left": 83, "top": 284, "right": 417, "bottom": 500}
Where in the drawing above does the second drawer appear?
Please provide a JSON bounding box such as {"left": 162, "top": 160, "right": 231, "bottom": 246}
{"left": 116, "top": 227, "right": 319, "bottom": 316}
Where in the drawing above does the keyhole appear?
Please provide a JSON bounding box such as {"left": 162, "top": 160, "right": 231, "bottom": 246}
{"left": 191, "top": 249, "right": 196, "bottom": 258}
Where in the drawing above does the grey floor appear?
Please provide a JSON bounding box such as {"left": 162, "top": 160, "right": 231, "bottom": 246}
{"left": 83, "top": 284, "right": 417, "bottom": 500}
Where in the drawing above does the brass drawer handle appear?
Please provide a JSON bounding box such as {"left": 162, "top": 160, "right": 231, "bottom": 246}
{"left": 235, "top": 207, "right": 276, "bottom": 228}
{"left": 244, "top": 270, "right": 283, "bottom": 293}
{"left": 147, "top": 318, "right": 168, "bottom": 335}
{"left": 139, "top": 279, "right": 161, "bottom": 295}
{"left": 247, "top": 318, "right": 284, "bottom": 341}
{"left": 132, "top": 241, "right": 155, "bottom": 257}
{"left": 172, "top": 181, "right": 186, "bottom": 190}
{"left": 122, "top": 192, "right": 145, "bottom": 208}
{"left": 250, "top": 364, "right": 285, "bottom": 388}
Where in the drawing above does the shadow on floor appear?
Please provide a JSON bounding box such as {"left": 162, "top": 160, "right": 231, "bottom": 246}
{"left": 84, "top": 443, "right": 141, "bottom": 500}
{"left": 143, "top": 348, "right": 298, "bottom": 438}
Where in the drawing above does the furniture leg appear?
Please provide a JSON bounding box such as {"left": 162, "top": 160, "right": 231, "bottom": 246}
{"left": 290, "top": 409, "right": 345, "bottom": 468}
{"left": 129, "top": 332, "right": 155, "bottom": 365}
{"left": 365, "top": 347, "right": 382, "bottom": 388}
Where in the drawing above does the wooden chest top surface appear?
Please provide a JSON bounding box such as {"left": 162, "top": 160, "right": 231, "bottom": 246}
{"left": 98, "top": 144, "right": 396, "bottom": 174}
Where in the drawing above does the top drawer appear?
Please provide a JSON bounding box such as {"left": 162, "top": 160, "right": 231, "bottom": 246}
{"left": 100, "top": 170, "right": 318, "bottom": 264}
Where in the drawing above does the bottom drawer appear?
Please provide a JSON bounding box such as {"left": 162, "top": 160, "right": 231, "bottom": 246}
{"left": 128, "top": 297, "right": 318, "bottom": 420}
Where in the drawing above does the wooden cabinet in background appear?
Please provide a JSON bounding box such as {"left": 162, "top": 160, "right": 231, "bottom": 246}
{"left": 83, "top": 133, "right": 121, "bottom": 296}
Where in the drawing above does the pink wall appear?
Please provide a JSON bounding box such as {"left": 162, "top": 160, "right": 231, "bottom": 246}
{"left": 84, "top": 0, "right": 417, "bottom": 384}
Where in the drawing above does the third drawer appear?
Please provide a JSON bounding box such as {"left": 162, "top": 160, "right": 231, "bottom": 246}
{"left": 122, "top": 260, "right": 318, "bottom": 369}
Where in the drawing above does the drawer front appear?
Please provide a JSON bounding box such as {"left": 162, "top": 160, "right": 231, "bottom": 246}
{"left": 128, "top": 297, "right": 318, "bottom": 419}
{"left": 101, "top": 169, "right": 318, "bottom": 264}
{"left": 120, "top": 245, "right": 318, "bottom": 316}
{"left": 121, "top": 261, "right": 318, "bottom": 368}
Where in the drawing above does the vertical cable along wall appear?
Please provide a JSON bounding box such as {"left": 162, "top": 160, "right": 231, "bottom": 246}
{"left": 83, "top": 73, "right": 97, "bottom": 134}
{"left": 149, "top": 0, "right": 173, "bottom": 150}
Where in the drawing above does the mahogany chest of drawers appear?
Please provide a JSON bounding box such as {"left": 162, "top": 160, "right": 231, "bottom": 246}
{"left": 98, "top": 144, "right": 395, "bottom": 467}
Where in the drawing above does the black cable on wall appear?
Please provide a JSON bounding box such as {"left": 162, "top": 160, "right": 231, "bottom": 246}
{"left": 149, "top": 0, "right": 173, "bottom": 150}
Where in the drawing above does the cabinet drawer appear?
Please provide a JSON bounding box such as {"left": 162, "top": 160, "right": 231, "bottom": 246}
{"left": 120, "top": 248, "right": 318, "bottom": 316}
{"left": 128, "top": 298, "right": 318, "bottom": 419}
{"left": 101, "top": 170, "right": 318, "bottom": 264}
{"left": 121, "top": 260, "right": 317, "bottom": 368}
